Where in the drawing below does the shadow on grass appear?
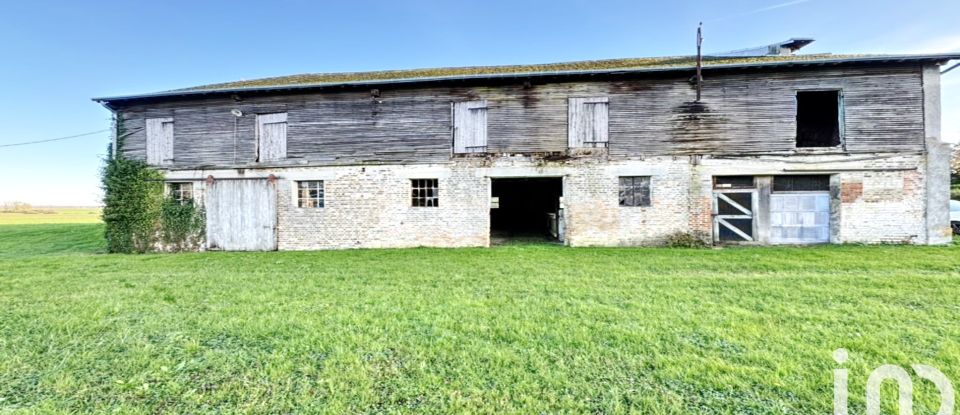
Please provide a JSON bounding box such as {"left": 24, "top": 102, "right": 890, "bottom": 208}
{"left": 0, "top": 223, "right": 105, "bottom": 258}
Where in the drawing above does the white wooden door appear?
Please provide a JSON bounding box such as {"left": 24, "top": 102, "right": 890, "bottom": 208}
{"left": 257, "top": 113, "right": 287, "bottom": 162}
{"left": 770, "top": 193, "right": 830, "bottom": 244}
{"left": 453, "top": 101, "right": 487, "bottom": 153}
{"left": 145, "top": 117, "right": 173, "bottom": 165}
{"left": 206, "top": 179, "right": 277, "bottom": 251}
{"left": 568, "top": 97, "right": 609, "bottom": 148}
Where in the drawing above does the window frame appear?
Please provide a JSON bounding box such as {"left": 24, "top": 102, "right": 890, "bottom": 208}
{"left": 295, "top": 180, "right": 325, "bottom": 208}
{"left": 794, "top": 89, "right": 845, "bottom": 149}
{"left": 411, "top": 178, "right": 439, "bottom": 207}
{"left": 618, "top": 176, "right": 651, "bottom": 207}
{"left": 167, "top": 182, "right": 194, "bottom": 204}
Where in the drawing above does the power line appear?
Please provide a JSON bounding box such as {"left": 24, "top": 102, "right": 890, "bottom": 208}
{"left": 0, "top": 129, "right": 110, "bottom": 148}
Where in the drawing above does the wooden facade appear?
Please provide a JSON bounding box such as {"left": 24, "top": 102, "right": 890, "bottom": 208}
{"left": 110, "top": 64, "right": 926, "bottom": 169}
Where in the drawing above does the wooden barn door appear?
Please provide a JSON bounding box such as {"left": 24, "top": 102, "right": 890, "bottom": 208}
{"left": 712, "top": 189, "right": 757, "bottom": 243}
{"left": 206, "top": 179, "right": 277, "bottom": 251}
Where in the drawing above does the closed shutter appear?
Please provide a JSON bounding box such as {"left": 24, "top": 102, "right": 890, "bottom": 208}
{"left": 146, "top": 117, "right": 174, "bottom": 165}
{"left": 453, "top": 101, "right": 487, "bottom": 153}
{"left": 257, "top": 113, "right": 287, "bottom": 162}
{"left": 568, "top": 97, "right": 608, "bottom": 148}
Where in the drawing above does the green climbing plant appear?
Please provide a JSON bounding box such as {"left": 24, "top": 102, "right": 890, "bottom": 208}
{"left": 159, "top": 196, "right": 205, "bottom": 252}
{"left": 100, "top": 115, "right": 205, "bottom": 253}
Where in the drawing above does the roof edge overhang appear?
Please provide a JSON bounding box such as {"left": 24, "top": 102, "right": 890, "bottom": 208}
{"left": 93, "top": 53, "right": 960, "bottom": 108}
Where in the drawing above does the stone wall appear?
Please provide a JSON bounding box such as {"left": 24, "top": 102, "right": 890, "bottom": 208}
{"left": 275, "top": 164, "right": 489, "bottom": 250}
{"left": 163, "top": 152, "right": 938, "bottom": 250}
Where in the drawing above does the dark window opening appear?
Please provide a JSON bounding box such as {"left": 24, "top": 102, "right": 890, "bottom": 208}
{"left": 619, "top": 176, "right": 651, "bottom": 207}
{"left": 796, "top": 90, "right": 841, "bottom": 148}
{"left": 773, "top": 175, "right": 830, "bottom": 192}
{"left": 714, "top": 176, "right": 755, "bottom": 189}
{"left": 490, "top": 177, "right": 563, "bottom": 243}
{"left": 411, "top": 179, "right": 439, "bottom": 207}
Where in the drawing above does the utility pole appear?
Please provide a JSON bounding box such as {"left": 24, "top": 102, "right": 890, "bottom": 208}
{"left": 696, "top": 22, "right": 703, "bottom": 102}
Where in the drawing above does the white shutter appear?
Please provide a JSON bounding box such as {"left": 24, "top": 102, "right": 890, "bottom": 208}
{"left": 568, "top": 97, "right": 608, "bottom": 148}
{"left": 453, "top": 101, "right": 487, "bottom": 153}
{"left": 257, "top": 113, "right": 287, "bottom": 162}
{"left": 146, "top": 117, "right": 174, "bottom": 165}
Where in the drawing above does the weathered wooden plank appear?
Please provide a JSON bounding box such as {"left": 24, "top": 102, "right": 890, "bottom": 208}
{"left": 568, "top": 97, "right": 609, "bottom": 148}
{"left": 145, "top": 117, "right": 173, "bottom": 165}
{"left": 115, "top": 64, "right": 926, "bottom": 167}
{"left": 453, "top": 100, "right": 487, "bottom": 153}
{"left": 257, "top": 113, "right": 287, "bottom": 162}
{"left": 206, "top": 179, "right": 277, "bottom": 251}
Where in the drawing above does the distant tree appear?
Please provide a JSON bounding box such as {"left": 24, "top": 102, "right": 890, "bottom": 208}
{"left": 953, "top": 146, "right": 960, "bottom": 183}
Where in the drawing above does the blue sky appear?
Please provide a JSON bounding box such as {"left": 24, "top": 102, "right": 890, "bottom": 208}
{"left": 0, "top": 0, "right": 957, "bottom": 206}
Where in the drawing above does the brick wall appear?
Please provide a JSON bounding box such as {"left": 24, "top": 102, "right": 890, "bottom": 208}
{"left": 168, "top": 152, "right": 935, "bottom": 250}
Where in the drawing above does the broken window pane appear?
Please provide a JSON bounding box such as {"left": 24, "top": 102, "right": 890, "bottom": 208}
{"left": 297, "top": 181, "right": 324, "bottom": 208}
{"left": 411, "top": 179, "right": 439, "bottom": 207}
{"left": 713, "top": 176, "right": 754, "bottom": 189}
{"left": 796, "top": 90, "right": 842, "bottom": 147}
{"left": 619, "top": 176, "right": 651, "bottom": 207}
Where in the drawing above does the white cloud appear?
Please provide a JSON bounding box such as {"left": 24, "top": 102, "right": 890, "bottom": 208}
{"left": 709, "top": 0, "right": 812, "bottom": 23}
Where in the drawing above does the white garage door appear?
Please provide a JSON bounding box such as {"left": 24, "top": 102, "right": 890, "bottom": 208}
{"left": 770, "top": 193, "right": 830, "bottom": 244}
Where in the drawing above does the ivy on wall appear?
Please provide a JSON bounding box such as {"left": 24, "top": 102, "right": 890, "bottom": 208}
{"left": 160, "top": 198, "right": 205, "bottom": 252}
{"left": 100, "top": 116, "right": 205, "bottom": 253}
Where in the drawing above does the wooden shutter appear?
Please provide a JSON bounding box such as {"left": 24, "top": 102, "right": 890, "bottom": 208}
{"left": 453, "top": 101, "right": 487, "bottom": 153}
{"left": 146, "top": 117, "right": 174, "bottom": 165}
{"left": 568, "top": 97, "right": 609, "bottom": 148}
{"left": 257, "top": 113, "right": 287, "bottom": 162}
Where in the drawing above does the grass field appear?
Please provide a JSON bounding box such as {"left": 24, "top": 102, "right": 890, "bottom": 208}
{"left": 1, "top": 212, "right": 959, "bottom": 413}
{"left": 0, "top": 207, "right": 101, "bottom": 225}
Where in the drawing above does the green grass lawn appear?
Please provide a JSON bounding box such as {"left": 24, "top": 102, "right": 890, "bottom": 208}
{"left": 1, "top": 220, "right": 959, "bottom": 414}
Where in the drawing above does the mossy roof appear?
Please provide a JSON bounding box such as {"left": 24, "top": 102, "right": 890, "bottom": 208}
{"left": 94, "top": 53, "right": 959, "bottom": 103}
{"left": 176, "top": 54, "right": 855, "bottom": 92}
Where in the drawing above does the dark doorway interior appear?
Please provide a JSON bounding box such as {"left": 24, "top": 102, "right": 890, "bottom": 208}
{"left": 491, "top": 177, "right": 563, "bottom": 243}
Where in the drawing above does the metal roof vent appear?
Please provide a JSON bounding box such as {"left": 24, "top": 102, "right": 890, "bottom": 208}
{"left": 714, "top": 38, "right": 815, "bottom": 57}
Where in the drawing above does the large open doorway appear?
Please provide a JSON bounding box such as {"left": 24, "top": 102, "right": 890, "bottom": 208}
{"left": 490, "top": 177, "right": 563, "bottom": 244}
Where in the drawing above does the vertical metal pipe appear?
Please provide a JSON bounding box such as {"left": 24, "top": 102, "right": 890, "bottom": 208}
{"left": 696, "top": 22, "right": 703, "bottom": 102}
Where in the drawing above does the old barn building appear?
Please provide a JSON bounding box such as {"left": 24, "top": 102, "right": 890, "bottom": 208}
{"left": 94, "top": 42, "right": 958, "bottom": 250}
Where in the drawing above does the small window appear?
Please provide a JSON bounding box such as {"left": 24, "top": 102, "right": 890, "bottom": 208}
{"left": 773, "top": 175, "right": 830, "bottom": 192}
{"left": 257, "top": 113, "right": 287, "bottom": 162}
{"left": 411, "top": 179, "right": 439, "bottom": 207}
{"left": 146, "top": 117, "right": 174, "bottom": 165}
{"left": 619, "top": 176, "right": 651, "bottom": 207}
{"left": 569, "top": 97, "right": 609, "bottom": 148}
{"left": 168, "top": 182, "right": 193, "bottom": 204}
{"left": 714, "top": 176, "right": 755, "bottom": 189}
{"left": 453, "top": 101, "right": 488, "bottom": 153}
{"left": 297, "top": 181, "right": 324, "bottom": 208}
{"left": 796, "top": 90, "right": 842, "bottom": 148}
